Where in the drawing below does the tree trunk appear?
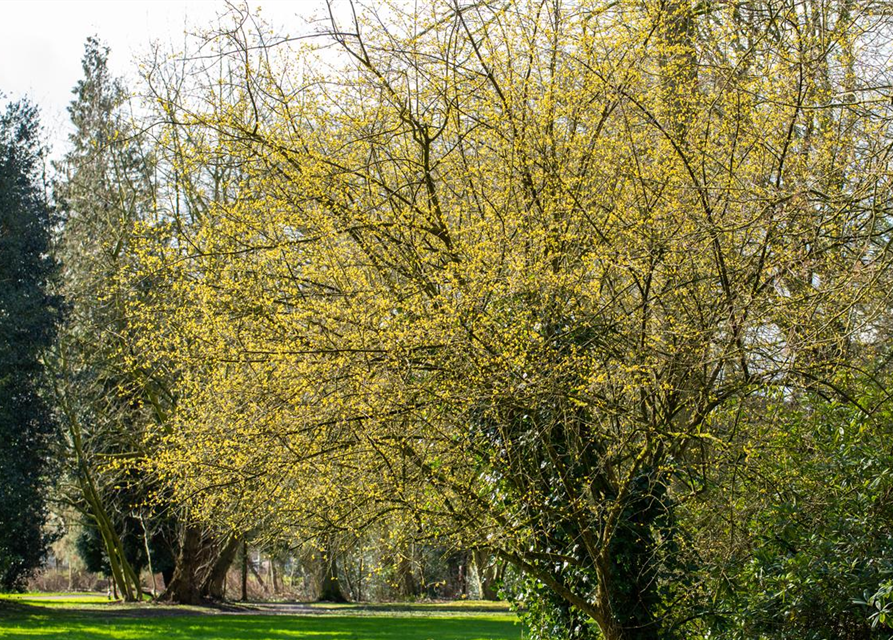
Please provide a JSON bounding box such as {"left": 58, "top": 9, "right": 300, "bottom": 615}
{"left": 318, "top": 546, "right": 346, "bottom": 602}
{"left": 597, "top": 616, "right": 628, "bottom": 640}
{"left": 395, "top": 550, "right": 418, "bottom": 599}
{"left": 160, "top": 523, "right": 205, "bottom": 605}
{"left": 140, "top": 515, "right": 157, "bottom": 598}
{"left": 161, "top": 522, "right": 240, "bottom": 604}
{"left": 357, "top": 555, "right": 363, "bottom": 602}
{"left": 271, "top": 557, "right": 279, "bottom": 595}
{"left": 58, "top": 390, "right": 141, "bottom": 602}
{"left": 201, "top": 534, "right": 241, "bottom": 600}
{"left": 472, "top": 550, "right": 500, "bottom": 600}
{"left": 241, "top": 541, "right": 248, "bottom": 602}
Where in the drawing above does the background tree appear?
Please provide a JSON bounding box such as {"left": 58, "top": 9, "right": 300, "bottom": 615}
{"left": 0, "top": 98, "right": 60, "bottom": 590}
{"left": 696, "top": 369, "right": 893, "bottom": 639}
{"left": 51, "top": 38, "right": 230, "bottom": 604}
{"left": 50, "top": 37, "right": 158, "bottom": 602}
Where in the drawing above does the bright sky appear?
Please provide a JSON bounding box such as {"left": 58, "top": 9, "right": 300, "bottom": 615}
{"left": 0, "top": 1, "right": 325, "bottom": 159}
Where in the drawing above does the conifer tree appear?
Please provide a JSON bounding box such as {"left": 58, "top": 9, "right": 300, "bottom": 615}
{"left": 0, "top": 98, "right": 60, "bottom": 590}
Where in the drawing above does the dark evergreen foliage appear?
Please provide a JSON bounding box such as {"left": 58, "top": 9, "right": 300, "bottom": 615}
{"left": 0, "top": 98, "right": 60, "bottom": 590}
{"left": 75, "top": 514, "right": 176, "bottom": 586}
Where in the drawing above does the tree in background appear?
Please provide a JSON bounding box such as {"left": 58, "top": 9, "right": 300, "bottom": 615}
{"left": 50, "top": 37, "right": 158, "bottom": 602}
{"left": 74, "top": 511, "right": 176, "bottom": 597}
{"left": 0, "top": 98, "right": 60, "bottom": 590}
{"left": 51, "top": 38, "right": 230, "bottom": 604}
{"left": 695, "top": 368, "right": 893, "bottom": 639}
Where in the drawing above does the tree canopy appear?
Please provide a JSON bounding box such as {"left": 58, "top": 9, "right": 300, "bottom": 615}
{"left": 127, "top": 1, "right": 893, "bottom": 637}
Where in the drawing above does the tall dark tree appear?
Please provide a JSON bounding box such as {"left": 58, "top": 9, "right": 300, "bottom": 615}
{"left": 0, "top": 98, "right": 60, "bottom": 590}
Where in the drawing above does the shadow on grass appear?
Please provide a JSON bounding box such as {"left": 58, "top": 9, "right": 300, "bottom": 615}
{"left": 324, "top": 603, "right": 511, "bottom": 614}
{"left": 0, "top": 600, "right": 205, "bottom": 619}
{"left": 235, "top": 601, "right": 514, "bottom": 616}
{"left": 0, "top": 603, "right": 522, "bottom": 640}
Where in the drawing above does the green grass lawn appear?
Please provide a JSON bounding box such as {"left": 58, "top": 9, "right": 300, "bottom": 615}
{"left": 0, "top": 594, "right": 523, "bottom": 640}
{"left": 0, "top": 593, "right": 119, "bottom": 608}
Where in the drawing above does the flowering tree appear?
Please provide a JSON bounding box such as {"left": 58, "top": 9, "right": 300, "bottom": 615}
{"left": 133, "top": 1, "right": 893, "bottom": 636}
